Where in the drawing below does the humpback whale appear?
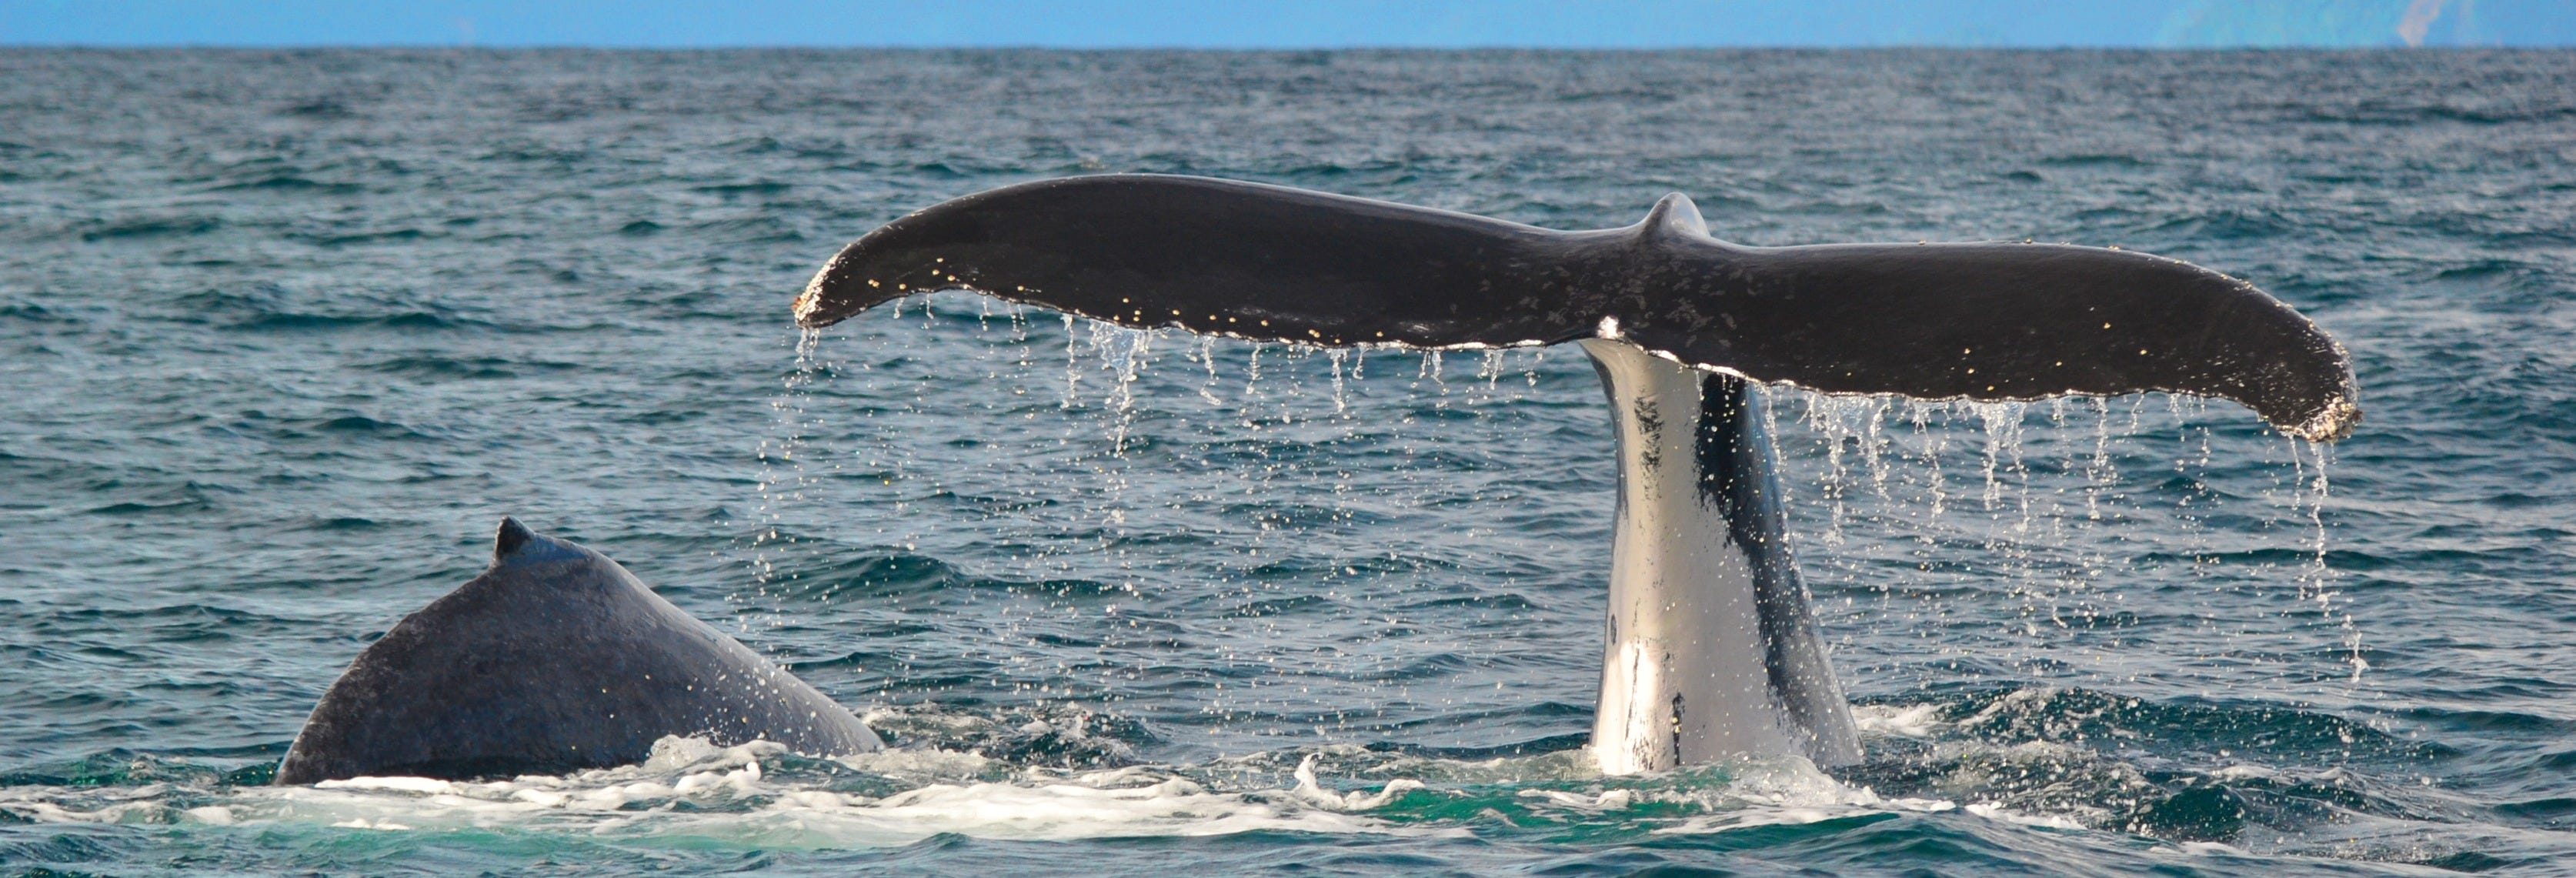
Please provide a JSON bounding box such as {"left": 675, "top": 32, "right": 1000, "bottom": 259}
{"left": 794, "top": 174, "right": 2358, "bottom": 773}
{"left": 275, "top": 519, "right": 881, "bottom": 784}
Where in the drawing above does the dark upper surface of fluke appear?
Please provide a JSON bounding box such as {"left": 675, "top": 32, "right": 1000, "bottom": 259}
{"left": 796, "top": 174, "right": 2359, "bottom": 441}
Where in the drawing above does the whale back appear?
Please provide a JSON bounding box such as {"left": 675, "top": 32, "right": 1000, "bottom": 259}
{"left": 275, "top": 519, "right": 880, "bottom": 784}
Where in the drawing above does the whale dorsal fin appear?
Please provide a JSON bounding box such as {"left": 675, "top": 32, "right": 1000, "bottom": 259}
{"left": 1640, "top": 192, "right": 1707, "bottom": 238}
{"left": 494, "top": 517, "right": 534, "bottom": 561}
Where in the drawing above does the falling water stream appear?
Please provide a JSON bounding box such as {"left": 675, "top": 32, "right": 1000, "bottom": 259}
{"left": 769, "top": 296, "right": 2362, "bottom": 716}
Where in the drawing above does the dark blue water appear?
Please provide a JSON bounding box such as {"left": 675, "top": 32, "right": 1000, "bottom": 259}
{"left": 2, "top": 48, "right": 2571, "bottom": 876}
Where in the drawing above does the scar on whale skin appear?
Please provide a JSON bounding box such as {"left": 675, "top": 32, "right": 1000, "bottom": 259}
{"left": 274, "top": 518, "right": 880, "bottom": 785}
{"left": 796, "top": 174, "right": 2359, "bottom": 773}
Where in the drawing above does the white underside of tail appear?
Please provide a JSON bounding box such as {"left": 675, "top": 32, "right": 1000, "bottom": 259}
{"left": 1581, "top": 339, "right": 1802, "bottom": 775}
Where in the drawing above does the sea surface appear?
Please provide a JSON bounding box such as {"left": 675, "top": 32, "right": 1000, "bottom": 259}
{"left": 1, "top": 48, "right": 2571, "bottom": 876}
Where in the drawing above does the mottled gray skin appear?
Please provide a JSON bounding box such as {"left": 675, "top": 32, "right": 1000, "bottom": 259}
{"left": 275, "top": 519, "right": 880, "bottom": 784}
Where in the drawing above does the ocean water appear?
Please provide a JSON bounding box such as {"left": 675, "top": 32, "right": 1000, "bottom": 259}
{"left": 1, "top": 48, "right": 2571, "bottom": 876}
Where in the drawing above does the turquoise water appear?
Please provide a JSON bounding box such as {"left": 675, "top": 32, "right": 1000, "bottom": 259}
{"left": 2, "top": 48, "right": 2571, "bottom": 875}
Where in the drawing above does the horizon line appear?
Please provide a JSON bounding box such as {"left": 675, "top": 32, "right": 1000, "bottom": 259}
{"left": 5, "top": 42, "right": 2553, "bottom": 51}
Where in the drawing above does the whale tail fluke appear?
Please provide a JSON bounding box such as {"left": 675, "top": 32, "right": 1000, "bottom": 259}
{"left": 793, "top": 175, "right": 2362, "bottom": 776}
{"left": 1632, "top": 239, "right": 2361, "bottom": 441}
{"left": 797, "top": 174, "right": 2355, "bottom": 439}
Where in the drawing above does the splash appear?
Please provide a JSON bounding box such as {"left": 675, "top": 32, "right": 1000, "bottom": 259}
{"left": 1969, "top": 401, "right": 2030, "bottom": 523}
{"left": 1801, "top": 394, "right": 1895, "bottom": 547}
{"left": 0, "top": 734, "right": 2101, "bottom": 851}
{"left": 2290, "top": 438, "right": 2361, "bottom": 681}
{"left": 1777, "top": 389, "right": 2354, "bottom": 692}
{"left": 784, "top": 311, "right": 2364, "bottom": 756}
{"left": 1060, "top": 312, "right": 1083, "bottom": 407}
{"left": 739, "top": 327, "right": 833, "bottom": 636}
{"left": 2398, "top": 0, "right": 2447, "bottom": 47}
{"left": 1086, "top": 321, "right": 1160, "bottom": 457}
{"left": 1325, "top": 349, "right": 1350, "bottom": 415}
{"left": 0, "top": 738, "right": 1392, "bottom": 847}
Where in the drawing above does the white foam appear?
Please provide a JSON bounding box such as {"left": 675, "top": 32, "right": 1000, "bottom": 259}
{"left": 1517, "top": 787, "right": 1635, "bottom": 810}
{"left": 0, "top": 737, "right": 2131, "bottom": 848}
{"left": 833, "top": 744, "right": 999, "bottom": 780}
{"left": 182, "top": 805, "right": 237, "bottom": 825}
{"left": 809, "top": 776, "right": 1380, "bottom": 843}
{"left": 1647, "top": 756, "right": 1961, "bottom": 835}
{"left": 1290, "top": 753, "right": 1424, "bottom": 810}
{"left": 1854, "top": 703, "right": 1947, "bottom": 738}
{"left": 1965, "top": 802, "right": 2087, "bottom": 830}
{"left": 0, "top": 737, "right": 1406, "bottom": 848}
{"left": 313, "top": 776, "right": 459, "bottom": 793}
{"left": 2208, "top": 763, "right": 2278, "bottom": 781}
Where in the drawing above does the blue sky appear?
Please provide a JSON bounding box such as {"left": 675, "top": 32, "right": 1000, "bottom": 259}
{"left": 2, "top": 0, "right": 2566, "bottom": 48}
